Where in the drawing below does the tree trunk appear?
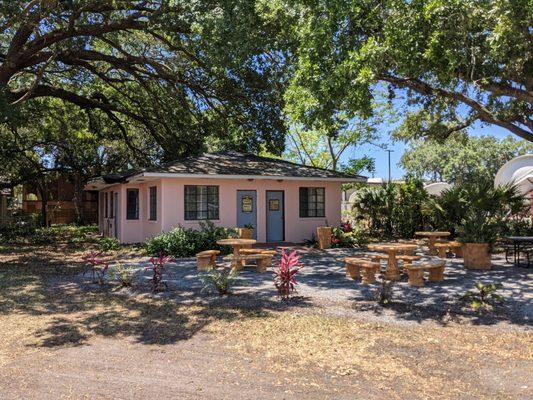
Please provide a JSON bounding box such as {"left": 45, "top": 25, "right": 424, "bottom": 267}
{"left": 37, "top": 184, "right": 49, "bottom": 227}
{"left": 71, "top": 174, "right": 85, "bottom": 225}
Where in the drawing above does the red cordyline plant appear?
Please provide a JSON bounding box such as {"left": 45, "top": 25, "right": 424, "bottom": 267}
{"left": 273, "top": 249, "right": 303, "bottom": 300}
{"left": 82, "top": 251, "right": 109, "bottom": 285}
{"left": 147, "top": 255, "right": 172, "bottom": 292}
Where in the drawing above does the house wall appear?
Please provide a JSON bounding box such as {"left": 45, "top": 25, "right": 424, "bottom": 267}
{"left": 100, "top": 177, "right": 342, "bottom": 244}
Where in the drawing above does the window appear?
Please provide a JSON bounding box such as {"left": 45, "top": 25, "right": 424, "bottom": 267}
{"left": 184, "top": 185, "right": 219, "bottom": 220}
{"left": 126, "top": 189, "right": 139, "bottom": 220}
{"left": 299, "top": 187, "right": 325, "bottom": 218}
{"left": 104, "top": 192, "right": 108, "bottom": 218}
{"left": 149, "top": 186, "right": 157, "bottom": 221}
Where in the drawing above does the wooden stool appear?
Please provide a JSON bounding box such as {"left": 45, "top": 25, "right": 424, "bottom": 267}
{"left": 361, "top": 264, "right": 380, "bottom": 284}
{"left": 448, "top": 241, "right": 463, "bottom": 258}
{"left": 256, "top": 255, "right": 272, "bottom": 273}
{"left": 423, "top": 261, "right": 446, "bottom": 282}
{"left": 196, "top": 250, "right": 220, "bottom": 271}
{"left": 405, "top": 265, "right": 425, "bottom": 287}
{"left": 433, "top": 243, "right": 450, "bottom": 258}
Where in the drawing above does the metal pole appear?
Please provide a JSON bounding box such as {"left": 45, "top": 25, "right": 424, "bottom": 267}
{"left": 386, "top": 149, "right": 394, "bottom": 183}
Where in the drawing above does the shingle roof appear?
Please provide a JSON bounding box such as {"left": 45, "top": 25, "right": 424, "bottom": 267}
{"left": 100, "top": 151, "right": 365, "bottom": 183}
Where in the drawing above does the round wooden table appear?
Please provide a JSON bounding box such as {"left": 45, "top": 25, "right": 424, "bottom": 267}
{"left": 216, "top": 238, "right": 257, "bottom": 267}
{"left": 415, "top": 231, "right": 451, "bottom": 255}
{"left": 367, "top": 243, "right": 419, "bottom": 281}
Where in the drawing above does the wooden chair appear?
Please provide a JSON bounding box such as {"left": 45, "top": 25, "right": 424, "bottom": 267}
{"left": 196, "top": 250, "right": 220, "bottom": 271}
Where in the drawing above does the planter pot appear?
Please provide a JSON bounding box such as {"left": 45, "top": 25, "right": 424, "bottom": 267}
{"left": 237, "top": 228, "right": 253, "bottom": 239}
{"left": 316, "top": 227, "right": 333, "bottom": 249}
{"left": 463, "top": 243, "right": 491, "bottom": 270}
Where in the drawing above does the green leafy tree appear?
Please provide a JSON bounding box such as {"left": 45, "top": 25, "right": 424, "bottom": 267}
{"left": 1, "top": 0, "right": 287, "bottom": 156}
{"left": 260, "top": 0, "right": 532, "bottom": 142}
{"left": 400, "top": 134, "right": 533, "bottom": 184}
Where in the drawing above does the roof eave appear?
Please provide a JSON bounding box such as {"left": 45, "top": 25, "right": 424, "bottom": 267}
{"left": 140, "top": 172, "right": 366, "bottom": 183}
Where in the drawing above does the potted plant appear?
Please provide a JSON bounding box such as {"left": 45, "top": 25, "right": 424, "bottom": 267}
{"left": 237, "top": 223, "right": 254, "bottom": 239}
{"left": 316, "top": 226, "right": 332, "bottom": 249}
{"left": 456, "top": 211, "right": 499, "bottom": 270}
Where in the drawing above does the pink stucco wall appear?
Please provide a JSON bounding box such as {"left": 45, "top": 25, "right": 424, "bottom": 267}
{"left": 99, "top": 178, "right": 342, "bottom": 244}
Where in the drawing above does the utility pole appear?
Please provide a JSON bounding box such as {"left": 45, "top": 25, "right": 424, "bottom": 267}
{"left": 385, "top": 149, "right": 394, "bottom": 183}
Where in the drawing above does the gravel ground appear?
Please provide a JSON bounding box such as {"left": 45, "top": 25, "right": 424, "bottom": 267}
{"left": 115, "top": 246, "right": 532, "bottom": 326}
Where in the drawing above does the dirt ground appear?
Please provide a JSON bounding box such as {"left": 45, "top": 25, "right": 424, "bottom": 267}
{"left": 0, "top": 241, "right": 532, "bottom": 399}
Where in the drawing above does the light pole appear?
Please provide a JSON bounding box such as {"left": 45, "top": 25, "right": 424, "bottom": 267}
{"left": 385, "top": 149, "right": 394, "bottom": 183}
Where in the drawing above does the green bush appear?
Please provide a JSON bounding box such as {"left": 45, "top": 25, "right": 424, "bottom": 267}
{"left": 146, "top": 221, "right": 237, "bottom": 258}
{"left": 352, "top": 179, "right": 428, "bottom": 239}
{"left": 99, "top": 236, "right": 121, "bottom": 252}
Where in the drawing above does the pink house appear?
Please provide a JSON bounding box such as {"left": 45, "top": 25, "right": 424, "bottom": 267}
{"left": 85, "top": 152, "right": 365, "bottom": 244}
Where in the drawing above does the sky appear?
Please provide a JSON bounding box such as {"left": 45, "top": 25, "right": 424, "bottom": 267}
{"left": 342, "top": 121, "right": 515, "bottom": 180}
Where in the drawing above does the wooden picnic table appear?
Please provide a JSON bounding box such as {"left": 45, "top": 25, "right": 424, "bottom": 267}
{"left": 216, "top": 238, "right": 257, "bottom": 267}
{"left": 415, "top": 231, "right": 451, "bottom": 255}
{"left": 367, "top": 243, "right": 419, "bottom": 281}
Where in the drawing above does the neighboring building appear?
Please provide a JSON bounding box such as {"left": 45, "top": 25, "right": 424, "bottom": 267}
{"left": 22, "top": 174, "right": 98, "bottom": 224}
{"left": 85, "top": 152, "right": 365, "bottom": 244}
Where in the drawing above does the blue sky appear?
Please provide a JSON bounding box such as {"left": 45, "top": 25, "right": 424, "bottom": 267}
{"left": 343, "top": 122, "right": 514, "bottom": 180}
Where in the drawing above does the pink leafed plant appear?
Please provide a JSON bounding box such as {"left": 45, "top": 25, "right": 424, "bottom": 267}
{"left": 147, "top": 255, "right": 173, "bottom": 292}
{"left": 273, "top": 249, "right": 303, "bottom": 300}
{"left": 82, "top": 251, "right": 108, "bottom": 284}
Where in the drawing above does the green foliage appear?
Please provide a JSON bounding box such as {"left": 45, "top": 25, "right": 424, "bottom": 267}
{"left": 423, "top": 181, "right": 524, "bottom": 243}
{"left": 331, "top": 225, "right": 369, "bottom": 248}
{"left": 352, "top": 180, "right": 428, "bottom": 239}
{"left": 199, "top": 267, "right": 239, "bottom": 296}
{"left": 400, "top": 134, "right": 533, "bottom": 183}
{"left": 261, "top": 0, "right": 532, "bottom": 142}
{"left": 98, "top": 237, "right": 121, "bottom": 252}
{"left": 461, "top": 283, "right": 505, "bottom": 312}
{"left": 373, "top": 279, "right": 395, "bottom": 306}
{"left": 0, "top": 222, "right": 98, "bottom": 245}
{"left": 146, "top": 221, "right": 237, "bottom": 258}
{"left": 109, "top": 264, "right": 137, "bottom": 290}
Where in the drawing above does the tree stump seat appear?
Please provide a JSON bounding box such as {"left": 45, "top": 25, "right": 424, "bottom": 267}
{"left": 404, "top": 261, "right": 446, "bottom": 286}
{"left": 344, "top": 258, "right": 380, "bottom": 284}
{"left": 196, "top": 250, "right": 220, "bottom": 271}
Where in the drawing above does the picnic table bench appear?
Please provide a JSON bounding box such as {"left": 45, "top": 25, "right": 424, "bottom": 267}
{"left": 223, "top": 253, "right": 273, "bottom": 272}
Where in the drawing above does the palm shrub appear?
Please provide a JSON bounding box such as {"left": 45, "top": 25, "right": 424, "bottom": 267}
{"left": 425, "top": 180, "right": 524, "bottom": 244}
{"left": 352, "top": 179, "right": 427, "bottom": 239}
{"left": 199, "top": 267, "right": 239, "bottom": 295}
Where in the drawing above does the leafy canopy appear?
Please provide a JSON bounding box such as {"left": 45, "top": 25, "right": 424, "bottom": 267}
{"left": 260, "top": 0, "right": 532, "bottom": 142}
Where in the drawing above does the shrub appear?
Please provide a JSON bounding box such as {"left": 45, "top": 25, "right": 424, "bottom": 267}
{"left": 146, "top": 221, "right": 236, "bottom": 258}
{"left": 373, "top": 279, "right": 395, "bottom": 306}
{"left": 146, "top": 255, "right": 172, "bottom": 292}
{"left": 82, "top": 251, "right": 108, "bottom": 285}
{"left": 109, "top": 263, "right": 136, "bottom": 289}
{"left": 273, "top": 249, "right": 302, "bottom": 300}
{"left": 199, "top": 267, "right": 239, "bottom": 295}
{"left": 99, "top": 236, "right": 121, "bottom": 252}
{"left": 461, "top": 282, "right": 505, "bottom": 311}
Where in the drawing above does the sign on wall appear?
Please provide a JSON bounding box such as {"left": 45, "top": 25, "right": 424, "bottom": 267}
{"left": 242, "top": 196, "right": 253, "bottom": 213}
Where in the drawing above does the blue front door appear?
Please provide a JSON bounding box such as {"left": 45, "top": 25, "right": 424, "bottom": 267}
{"left": 237, "top": 190, "right": 257, "bottom": 239}
{"left": 266, "top": 191, "right": 284, "bottom": 242}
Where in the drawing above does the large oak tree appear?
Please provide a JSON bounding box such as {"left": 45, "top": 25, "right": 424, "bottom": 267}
{"left": 263, "top": 0, "right": 532, "bottom": 142}
{"left": 0, "top": 0, "right": 287, "bottom": 158}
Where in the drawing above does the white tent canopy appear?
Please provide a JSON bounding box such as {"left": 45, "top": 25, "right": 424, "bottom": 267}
{"left": 494, "top": 154, "right": 533, "bottom": 196}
